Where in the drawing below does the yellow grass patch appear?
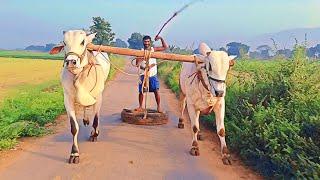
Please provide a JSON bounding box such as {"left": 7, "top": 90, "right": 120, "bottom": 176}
{"left": 0, "top": 57, "right": 62, "bottom": 100}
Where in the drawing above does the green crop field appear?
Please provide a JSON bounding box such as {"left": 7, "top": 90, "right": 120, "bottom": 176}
{"left": 0, "top": 50, "right": 63, "bottom": 60}
{"left": 158, "top": 46, "right": 320, "bottom": 178}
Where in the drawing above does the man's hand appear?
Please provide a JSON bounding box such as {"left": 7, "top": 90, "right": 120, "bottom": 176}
{"left": 154, "top": 36, "right": 162, "bottom": 41}
{"left": 149, "top": 63, "right": 156, "bottom": 69}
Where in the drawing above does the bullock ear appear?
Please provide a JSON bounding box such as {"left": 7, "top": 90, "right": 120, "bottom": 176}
{"left": 229, "top": 55, "right": 237, "bottom": 66}
{"left": 198, "top": 42, "right": 211, "bottom": 56}
{"left": 86, "top": 33, "right": 97, "bottom": 43}
{"left": 49, "top": 45, "right": 64, "bottom": 54}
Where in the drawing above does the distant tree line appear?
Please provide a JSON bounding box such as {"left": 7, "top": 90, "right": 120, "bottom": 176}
{"left": 25, "top": 43, "right": 56, "bottom": 52}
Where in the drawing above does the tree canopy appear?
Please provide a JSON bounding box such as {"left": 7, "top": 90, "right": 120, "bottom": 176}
{"left": 89, "top": 17, "right": 115, "bottom": 45}
{"left": 226, "top": 42, "right": 250, "bottom": 58}
{"left": 111, "top": 38, "right": 128, "bottom": 48}
{"left": 127, "top": 32, "right": 144, "bottom": 49}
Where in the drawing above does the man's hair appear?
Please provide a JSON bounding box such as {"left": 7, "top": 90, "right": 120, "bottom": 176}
{"left": 143, "top": 35, "right": 152, "bottom": 41}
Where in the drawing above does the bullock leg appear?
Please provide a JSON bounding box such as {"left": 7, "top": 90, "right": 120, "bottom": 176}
{"left": 197, "top": 129, "right": 203, "bottom": 141}
{"left": 89, "top": 94, "right": 102, "bottom": 142}
{"left": 178, "top": 93, "right": 186, "bottom": 129}
{"left": 65, "top": 96, "right": 80, "bottom": 164}
{"left": 83, "top": 106, "right": 90, "bottom": 126}
{"left": 214, "top": 100, "right": 231, "bottom": 165}
{"left": 187, "top": 104, "right": 201, "bottom": 156}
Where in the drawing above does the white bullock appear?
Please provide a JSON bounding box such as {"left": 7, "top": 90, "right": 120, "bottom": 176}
{"left": 178, "top": 43, "right": 236, "bottom": 165}
{"left": 50, "top": 30, "right": 110, "bottom": 164}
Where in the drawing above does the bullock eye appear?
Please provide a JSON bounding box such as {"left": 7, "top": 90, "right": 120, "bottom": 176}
{"left": 208, "top": 62, "right": 212, "bottom": 71}
{"left": 81, "top": 40, "right": 85, "bottom": 46}
{"left": 63, "top": 41, "right": 66, "bottom": 46}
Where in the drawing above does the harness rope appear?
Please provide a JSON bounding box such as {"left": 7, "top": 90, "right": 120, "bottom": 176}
{"left": 86, "top": 59, "right": 98, "bottom": 93}
{"left": 142, "top": 49, "right": 152, "bottom": 119}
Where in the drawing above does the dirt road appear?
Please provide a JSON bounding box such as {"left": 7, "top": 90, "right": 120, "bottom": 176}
{"left": 0, "top": 63, "right": 260, "bottom": 180}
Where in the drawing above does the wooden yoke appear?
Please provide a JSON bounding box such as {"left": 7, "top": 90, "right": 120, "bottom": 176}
{"left": 86, "top": 43, "right": 203, "bottom": 63}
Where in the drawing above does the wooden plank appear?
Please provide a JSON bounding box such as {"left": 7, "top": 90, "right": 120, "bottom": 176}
{"left": 86, "top": 43, "right": 202, "bottom": 63}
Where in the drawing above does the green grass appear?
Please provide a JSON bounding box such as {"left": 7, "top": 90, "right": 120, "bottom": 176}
{"left": 108, "top": 55, "right": 126, "bottom": 80}
{"left": 158, "top": 46, "right": 320, "bottom": 178}
{"left": 0, "top": 50, "right": 63, "bottom": 60}
{"left": 0, "top": 80, "right": 64, "bottom": 149}
{"left": 0, "top": 55, "right": 125, "bottom": 150}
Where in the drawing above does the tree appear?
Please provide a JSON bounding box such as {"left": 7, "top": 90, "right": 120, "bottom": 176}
{"left": 127, "top": 32, "right": 144, "bottom": 49}
{"left": 44, "top": 43, "right": 56, "bottom": 52}
{"left": 307, "top": 44, "right": 320, "bottom": 58}
{"left": 111, "top": 38, "right": 128, "bottom": 48}
{"left": 276, "top": 49, "right": 292, "bottom": 59}
{"left": 257, "top": 45, "right": 272, "bottom": 59}
{"left": 24, "top": 43, "right": 57, "bottom": 52}
{"left": 226, "top": 42, "right": 250, "bottom": 58}
{"left": 219, "top": 47, "right": 227, "bottom": 52}
{"left": 25, "top": 45, "right": 45, "bottom": 52}
{"left": 89, "top": 17, "right": 115, "bottom": 45}
{"left": 249, "top": 51, "right": 261, "bottom": 59}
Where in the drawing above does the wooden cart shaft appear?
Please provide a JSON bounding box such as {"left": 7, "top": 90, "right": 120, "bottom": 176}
{"left": 86, "top": 44, "right": 202, "bottom": 63}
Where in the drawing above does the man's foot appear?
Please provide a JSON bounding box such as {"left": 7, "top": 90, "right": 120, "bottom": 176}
{"left": 134, "top": 107, "right": 144, "bottom": 112}
{"left": 157, "top": 107, "right": 163, "bottom": 113}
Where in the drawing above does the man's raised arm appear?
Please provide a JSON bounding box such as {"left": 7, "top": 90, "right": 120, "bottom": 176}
{"left": 153, "top": 36, "right": 168, "bottom": 52}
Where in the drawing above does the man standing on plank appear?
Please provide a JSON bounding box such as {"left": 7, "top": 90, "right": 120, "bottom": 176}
{"left": 135, "top": 35, "right": 168, "bottom": 113}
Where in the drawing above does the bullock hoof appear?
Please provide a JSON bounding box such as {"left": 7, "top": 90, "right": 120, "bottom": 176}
{"left": 190, "top": 147, "right": 200, "bottom": 156}
{"left": 222, "top": 155, "right": 232, "bottom": 165}
{"left": 73, "top": 156, "right": 80, "bottom": 164}
{"left": 178, "top": 118, "right": 184, "bottom": 129}
{"left": 83, "top": 119, "right": 90, "bottom": 126}
{"left": 69, "top": 155, "right": 80, "bottom": 164}
{"left": 178, "top": 122, "right": 184, "bottom": 129}
{"left": 89, "top": 130, "right": 99, "bottom": 142}
{"left": 197, "top": 133, "right": 204, "bottom": 141}
{"left": 89, "top": 136, "right": 97, "bottom": 142}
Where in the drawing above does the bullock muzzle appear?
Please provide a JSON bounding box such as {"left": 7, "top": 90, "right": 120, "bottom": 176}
{"left": 215, "top": 90, "right": 224, "bottom": 97}
{"left": 208, "top": 76, "right": 226, "bottom": 97}
{"left": 64, "top": 51, "right": 84, "bottom": 68}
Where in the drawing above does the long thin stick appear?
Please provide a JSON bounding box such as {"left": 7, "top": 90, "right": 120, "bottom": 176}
{"left": 155, "top": 0, "right": 202, "bottom": 38}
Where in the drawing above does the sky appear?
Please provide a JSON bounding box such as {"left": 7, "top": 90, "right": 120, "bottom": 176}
{"left": 0, "top": 0, "right": 319, "bottom": 49}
